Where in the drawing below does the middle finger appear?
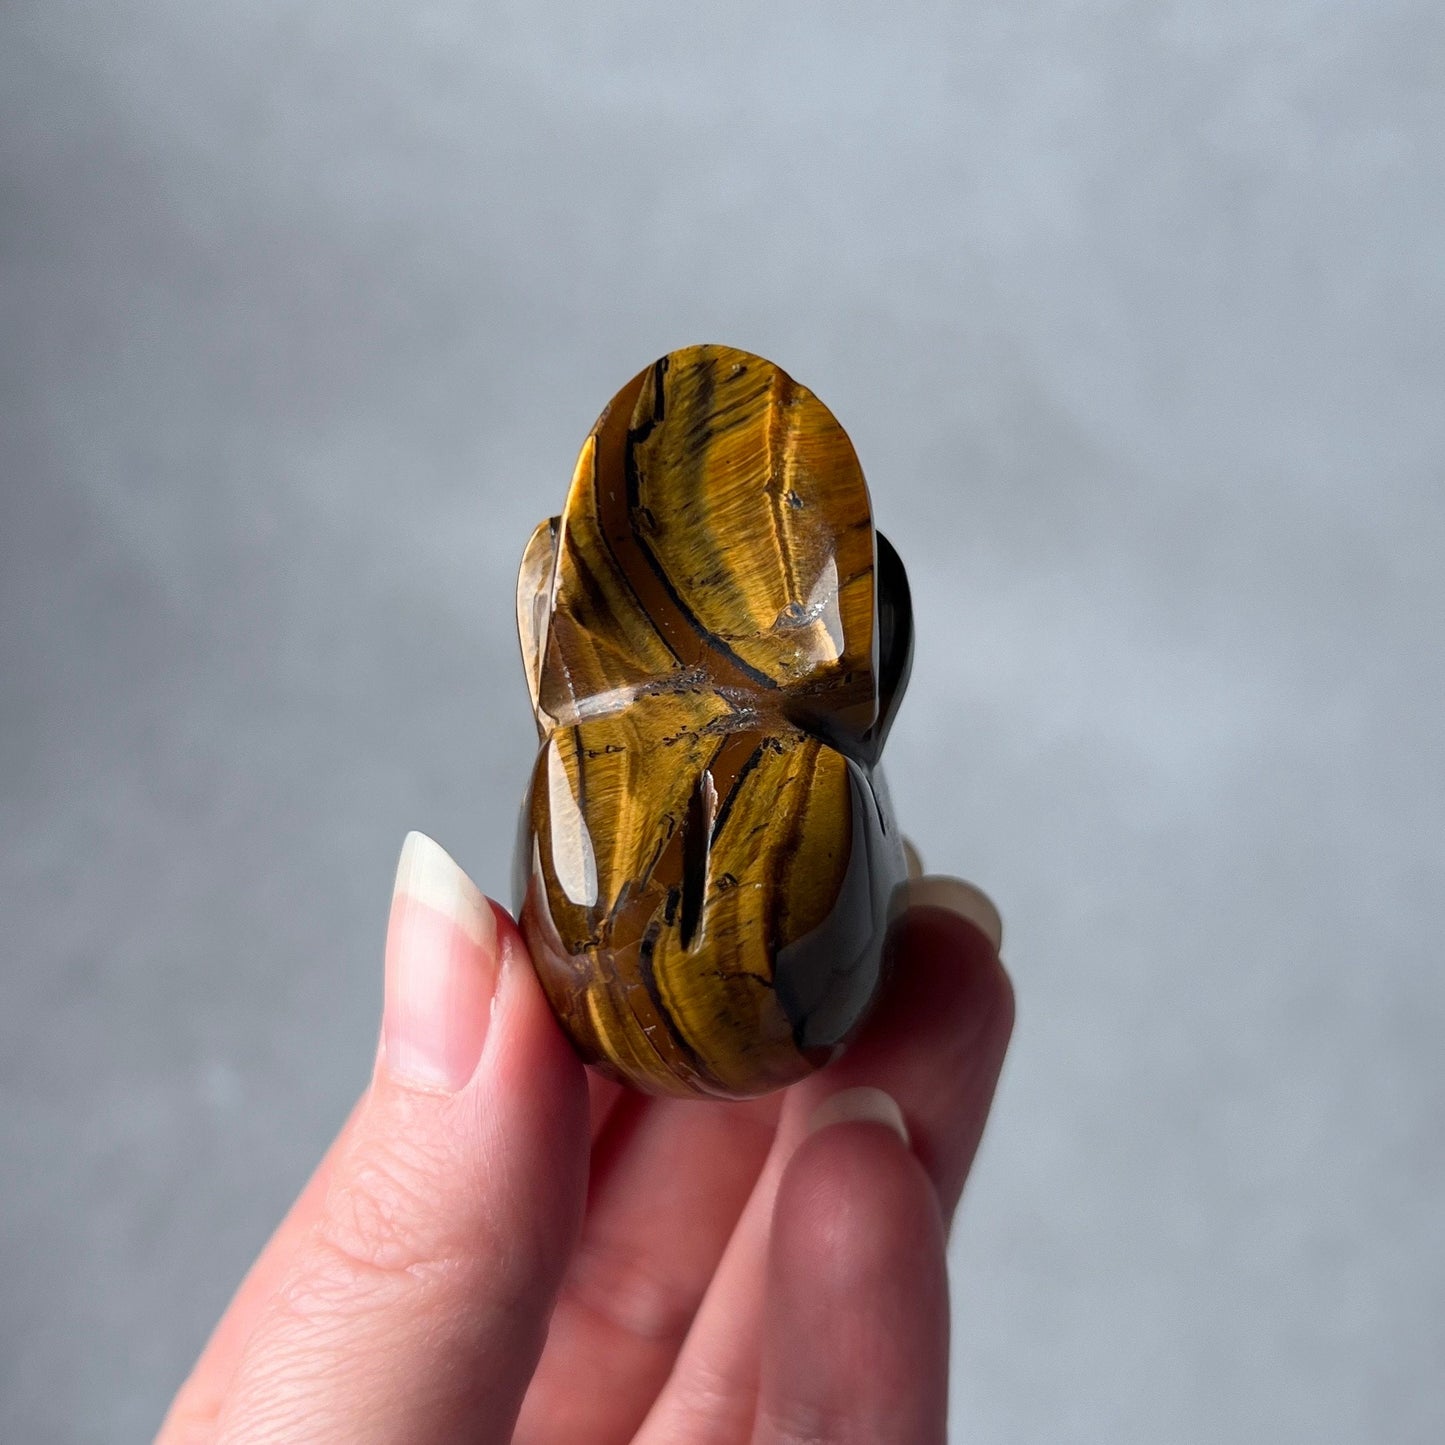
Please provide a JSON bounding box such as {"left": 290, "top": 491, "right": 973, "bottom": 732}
{"left": 513, "top": 1089, "right": 781, "bottom": 1445}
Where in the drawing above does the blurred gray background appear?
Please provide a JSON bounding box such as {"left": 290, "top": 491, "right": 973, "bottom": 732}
{"left": 3, "top": 2, "right": 1443, "bottom": 1440}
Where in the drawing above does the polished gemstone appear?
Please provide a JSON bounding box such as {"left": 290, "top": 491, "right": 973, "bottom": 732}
{"left": 514, "top": 344, "right": 913, "bottom": 1099}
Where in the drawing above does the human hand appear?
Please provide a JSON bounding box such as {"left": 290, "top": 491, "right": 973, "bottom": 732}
{"left": 160, "top": 831, "right": 1013, "bottom": 1445}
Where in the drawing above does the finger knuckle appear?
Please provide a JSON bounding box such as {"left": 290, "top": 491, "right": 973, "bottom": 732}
{"left": 288, "top": 1133, "right": 551, "bottom": 1329}
{"left": 315, "top": 1135, "right": 450, "bottom": 1280}
{"left": 564, "top": 1233, "right": 696, "bottom": 1344}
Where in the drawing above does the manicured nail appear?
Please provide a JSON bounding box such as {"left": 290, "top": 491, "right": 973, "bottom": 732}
{"left": 807, "top": 1086, "right": 910, "bottom": 1145}
{"left": 906, "top": 876, "right": 1003, "bottom": 954}
{"left": 901, "top": 838, "right": 924, "bottom": 880}
{"left": 382, "top": 831, "right": 498, "bottom": 1092}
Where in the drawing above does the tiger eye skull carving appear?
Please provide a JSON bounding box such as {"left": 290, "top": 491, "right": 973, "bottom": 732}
{"left": 514, "top": 344, "right": 913, "bottom": 1098}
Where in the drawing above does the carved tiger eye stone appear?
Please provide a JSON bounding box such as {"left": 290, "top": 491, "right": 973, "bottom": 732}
{"left": 514, "top": 343, "right": 913, "bottom": 1099}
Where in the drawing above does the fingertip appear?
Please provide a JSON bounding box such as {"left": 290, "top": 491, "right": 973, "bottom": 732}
{"left": 477, "top": 902, "right": 591, "bottom": 1180}
{"left": 382, "top": 832, "right": 498, "bottom": 1093}
{"left": 888, "top": 892, "right": 1015, "bottom": 1048}
{"left": 393, "top": 831, "right": 497, "bottom": 950}
{"left": 806, "top": 1085, "right": 910, "bottom": 1145}
{"left": 487, "top": 902, "right": 588, "bottom": 1090}
{"left": 776, "top": 1114, "right": 939, "bottom": 1282}
{"left": 758, "top": 1117, "right": 949, "bottom": 1443}
{"left": 905, "top": 873, "right": 1003, "bottom": 955}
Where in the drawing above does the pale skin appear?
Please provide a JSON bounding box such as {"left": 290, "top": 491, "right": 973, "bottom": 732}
{"left": 159, "top": 833, "right": 1014, "bottom": 1445}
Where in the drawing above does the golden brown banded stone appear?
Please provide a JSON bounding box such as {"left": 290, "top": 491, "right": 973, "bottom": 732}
{"left": 514, "top": 343, "right": 913, "bottom": 1098}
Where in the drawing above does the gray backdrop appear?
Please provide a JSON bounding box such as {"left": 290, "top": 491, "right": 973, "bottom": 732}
{"left": 3, "top": 3, "right": 1442, "bottom": 1441}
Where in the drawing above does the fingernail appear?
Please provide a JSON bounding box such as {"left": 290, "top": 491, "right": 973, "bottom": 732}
{"left": 807, "top": 1086, "right": 910, "bottom": 1146}
{"left": 901, "top": 837, "right": 924, "bottom": 880}
{"left": 382, "top": 831, "right": 498, "bottom": 1093}
{"left": 906, "top": 876, "right": 1003, "bottom": 954}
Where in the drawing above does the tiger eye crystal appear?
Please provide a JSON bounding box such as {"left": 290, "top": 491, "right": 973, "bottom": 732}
{"left": 513, "top": 343, "right": 913, "bottom": 1099}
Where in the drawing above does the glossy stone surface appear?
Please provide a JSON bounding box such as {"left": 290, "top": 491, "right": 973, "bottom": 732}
{"left": 514, "top": 344, "right": 912, "bottom": 1098}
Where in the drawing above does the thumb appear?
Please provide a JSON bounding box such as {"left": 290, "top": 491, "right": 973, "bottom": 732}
{"left": 207, "top": 833, "right": 589, "bottom": 1445}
